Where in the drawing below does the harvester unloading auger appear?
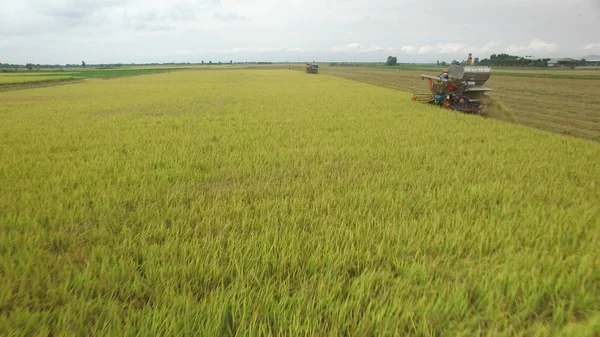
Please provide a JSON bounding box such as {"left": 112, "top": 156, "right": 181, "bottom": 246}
{"left": 412, "top": 64, "right": 492, "bottom": 114}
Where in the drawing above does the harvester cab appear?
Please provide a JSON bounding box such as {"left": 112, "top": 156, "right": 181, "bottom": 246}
{"left": 412, "top": 64, "right": 492, "bottom": 114}
{"left": 306, "top": 63, "right": 319, "bottom": 74}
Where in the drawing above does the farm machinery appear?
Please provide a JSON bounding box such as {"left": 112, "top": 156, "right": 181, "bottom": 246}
{"left": 411, "top": 65, "right": 492, "bottom": 114}
{"left": 305, "top": 63, "right": 319, "bottom": 74}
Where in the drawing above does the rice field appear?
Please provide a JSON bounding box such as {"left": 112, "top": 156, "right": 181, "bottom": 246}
{"left": 1, "top": 69, "right": 599, "bottom": 336}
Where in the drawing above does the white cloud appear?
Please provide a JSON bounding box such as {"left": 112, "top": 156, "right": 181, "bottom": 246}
{"left": 506, "top": 39, "right": 559, "bottom": 54}
{"left": 400, "top": 45, "right": 419, "bottom": 53}
{"left": 417, "top": 45, "right": 433, "bottom": 54}
{"left": 209, "top": 47, "right": 282, "bottom": 53}
{"left": 398, "top": 39, "right": 554, "bottom": 58}
{"left": 584, "top": 43, "right": 600, "bottom": 51}
{"left": 282, "top": 47, "right": 317, "bottom": 52}
{"left": 214, "top": 12, "right": 248, "bottom": 21}
{"left": 164, "top": 49, "right": 196, "bottom": 57}
{"left": 399, "top": 43, "right": 464, "bottom": 55}
{"left": 329, "top": 43, "right": 394, "bottom": 53}
{"left": 329, "top": 43, "right": 361, "bottom": 52}
{"left": 397, "top": 39, "right": 560, "bottom": 58}
{"left": 197, "top": 47, "right": 316, "bottom": 53}
{"left": 399, "top": 45, "right": 434, "bottom": 54}
{"left": 480, "top": 40, "right": 502, "bottom": 53}
{"left": 437, "top": 43, "right": 467, "bottom": 54}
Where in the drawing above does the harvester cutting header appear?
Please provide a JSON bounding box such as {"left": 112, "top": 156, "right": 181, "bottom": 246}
{"left": 412, "top": 56, "right": 492, "bottom": 114}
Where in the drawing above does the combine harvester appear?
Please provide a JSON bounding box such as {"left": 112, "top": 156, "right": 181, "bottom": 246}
{"left": 412, "top": 63, "right": 492, "bottom": 115}
{"left": 305, "top": 62, "right": 319, "bottom": 74}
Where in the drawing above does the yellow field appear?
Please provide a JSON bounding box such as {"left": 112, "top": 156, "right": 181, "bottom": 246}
{"left": 1, "top": 70, "right": 599, "bottom": 336}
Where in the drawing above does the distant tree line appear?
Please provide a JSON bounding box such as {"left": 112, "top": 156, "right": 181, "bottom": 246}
{"left": 478, "top": 54, "right": 551, "bottom": 67}
{"left": 381, "top": 53, "right": 569, "bottom": 68}
{"left": 1, "top": 60, "right": 270, "bottom": 72}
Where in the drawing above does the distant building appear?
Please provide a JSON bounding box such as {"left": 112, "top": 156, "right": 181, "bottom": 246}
{"left": 578, "top": 55, "right": 600, "bottom": 67}
{"left": 586, "top": 58, "right": 600, "bottom": 66}
{"left": 547, "top": 58, "right": 579, "bottom": 67}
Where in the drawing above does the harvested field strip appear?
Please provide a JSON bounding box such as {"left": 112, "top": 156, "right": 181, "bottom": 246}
{"left": 500, "top": 87, "right": 600, "bottom": 103}
{"left": 503, "top": 104, "right": 600, "bottom": 127}
{"left": 516, "top": 116, "right": 600, "bottom": 141}
{"left": 495, "top": 96, "right": 600, "bottom": 122}
{"left": 520, "top": 111, "right": 600, "bottom": 134}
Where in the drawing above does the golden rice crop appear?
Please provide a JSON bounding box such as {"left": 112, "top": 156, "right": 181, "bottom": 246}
{"left": 1, "top": 70, "right": 599, "bottom": 336}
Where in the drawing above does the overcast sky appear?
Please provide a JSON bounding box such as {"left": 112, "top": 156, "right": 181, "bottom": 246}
{"left": 1, "top": 0, "right": 599, "bottom": 64}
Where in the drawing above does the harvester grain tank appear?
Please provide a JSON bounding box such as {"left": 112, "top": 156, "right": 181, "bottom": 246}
{"left": 412, "top": 64, "right": 492, "bottom": 114}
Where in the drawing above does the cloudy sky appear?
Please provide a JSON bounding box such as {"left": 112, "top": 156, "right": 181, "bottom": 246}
{"left": 1, "top": 0, "right": 599, "bottom": 64}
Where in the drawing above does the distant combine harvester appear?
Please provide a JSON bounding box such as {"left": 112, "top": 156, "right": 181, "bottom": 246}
{"left": 305, "top": 62, "right": 318, "bottom": 74}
